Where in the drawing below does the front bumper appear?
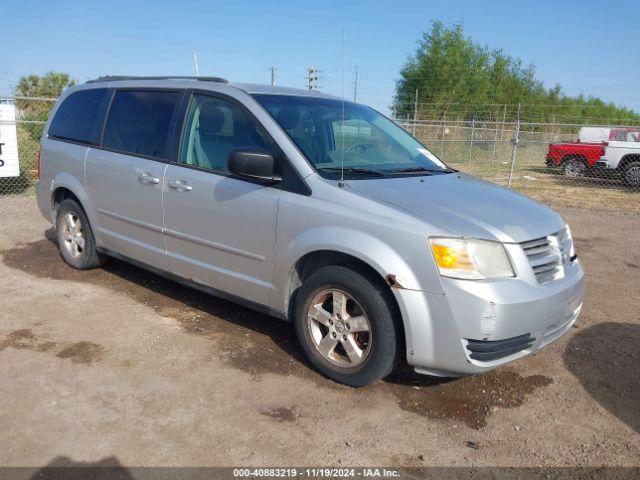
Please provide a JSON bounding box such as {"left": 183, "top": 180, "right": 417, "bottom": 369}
{"left": 396, "top": 258, "right": 585, "bottom": 376}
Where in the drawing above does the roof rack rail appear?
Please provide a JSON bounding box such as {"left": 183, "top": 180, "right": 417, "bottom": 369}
{"left": 86, "top": 75, "right": 229, "bottom": 84}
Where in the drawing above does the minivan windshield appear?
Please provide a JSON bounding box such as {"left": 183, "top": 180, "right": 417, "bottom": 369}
{"left": 253, "top": 94, "right": 452, "bottom": 179}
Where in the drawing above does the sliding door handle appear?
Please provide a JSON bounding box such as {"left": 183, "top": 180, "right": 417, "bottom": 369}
{"left": 167, "top": 179, "right": 193, "bottom": 192}
{"left": 138, "top": 172, "right": 160, "bottom": 185}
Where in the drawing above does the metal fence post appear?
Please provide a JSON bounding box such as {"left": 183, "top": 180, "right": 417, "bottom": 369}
{"left": 412, "top": 88, "right": 418, "bottom": 136}
{"left": 507, "top": 103, "right": 521, "bottom": 188}
{"left": 468, "top": 118, "right": 475, "bottom": 164}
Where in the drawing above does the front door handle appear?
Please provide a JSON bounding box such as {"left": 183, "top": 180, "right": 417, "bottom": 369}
{"left": 167, "top": 179, "right": 193, "bottom": 192}
{"left": 138, "top": 171, "right": 160, "bottom": 185}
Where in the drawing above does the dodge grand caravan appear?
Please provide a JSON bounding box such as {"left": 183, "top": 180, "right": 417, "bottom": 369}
{"left": 36, "top": 76, "right": 584, "bottom": 386}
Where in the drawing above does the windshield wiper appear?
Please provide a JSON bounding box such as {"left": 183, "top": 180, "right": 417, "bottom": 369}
{"left": 386, "top": 166, "right": 457, "bottom": 175}
{"left": 317, "top": 167, "right": 388, "bottom": 176}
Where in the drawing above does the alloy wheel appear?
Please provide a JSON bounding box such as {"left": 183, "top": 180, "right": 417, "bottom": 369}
{"left": 60, "top": 212, "right": 85, "bottom": 258}
{"left": 306, "top": 289, "right": 372, "bottom": 368}
{"left": 564, "top": 160, "right": 585, "bottom": 178}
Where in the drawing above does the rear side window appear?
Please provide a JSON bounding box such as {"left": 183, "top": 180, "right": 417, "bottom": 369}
{"left": 614, "top": 130, "right": 628, "bottom": 141}
{"left": 103, "top": 90, "right": 180, "bottom": 159}
{"left": 48, "top": 89, "right": 109, "bottom": 144}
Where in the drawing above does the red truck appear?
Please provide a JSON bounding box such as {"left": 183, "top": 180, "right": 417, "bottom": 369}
{"left": 545, "top": 141, "right": 607, "bottom": 177}
{"left": 545, "top": 127, "right": 638, "bottom": 177}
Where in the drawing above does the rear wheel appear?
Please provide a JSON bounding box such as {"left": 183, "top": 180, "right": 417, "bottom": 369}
{"left": 623, "top": 162, "right": 640, "bottom": 187}
{"left": 55, "top": 199, "right": 106, "bottom": 269}
{"left": 563, "top": 158, "right": 586, "bottom": 178}
{"left": 294, "top": 265, "right": 401, "bottom": 387}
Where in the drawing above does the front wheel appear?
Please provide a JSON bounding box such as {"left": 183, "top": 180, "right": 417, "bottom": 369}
{"left": 294, "top": 265, "right": 401, "bottom": 387}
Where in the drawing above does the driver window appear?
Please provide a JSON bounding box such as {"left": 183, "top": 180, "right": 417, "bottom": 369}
{"left": 180, "top": 94, "right": 274, "bottom": 174}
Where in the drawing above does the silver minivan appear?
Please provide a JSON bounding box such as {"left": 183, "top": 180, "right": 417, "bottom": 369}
{"left": 36, "top": 76, "right": 584, "bottom": 386}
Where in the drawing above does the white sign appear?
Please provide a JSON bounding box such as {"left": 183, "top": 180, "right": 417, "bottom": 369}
{"left": 0, "top": 103, "right": 20, "bottom": 177}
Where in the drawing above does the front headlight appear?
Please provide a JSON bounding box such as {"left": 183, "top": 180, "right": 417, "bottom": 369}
{"left": 429, "top": 237, "right": 515, "bottom": 280}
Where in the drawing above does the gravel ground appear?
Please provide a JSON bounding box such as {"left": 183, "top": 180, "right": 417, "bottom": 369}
{"left": 0, "top": 194, "right": 638, "bottom": 470}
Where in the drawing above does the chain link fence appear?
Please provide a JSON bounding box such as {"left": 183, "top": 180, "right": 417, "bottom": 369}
{"left": 1, "top": 97, "right": 638, "bottom": 213}
{"left": 395, "top": 111, "right": 640, "bottom": 212}
{"left": 0, "top": 97, "right": 55, "bottom": 195}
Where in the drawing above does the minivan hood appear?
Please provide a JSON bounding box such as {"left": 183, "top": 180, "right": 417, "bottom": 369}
{"left": 345, "top": 173, "right": 565, "bottom": 243}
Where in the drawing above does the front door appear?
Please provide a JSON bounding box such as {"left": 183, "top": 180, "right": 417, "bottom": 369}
{"left": 86, "top": 89, "right": 181, "bottom": 268}
{"left": 163, "top": 92, "right": 280, "bottom": 306}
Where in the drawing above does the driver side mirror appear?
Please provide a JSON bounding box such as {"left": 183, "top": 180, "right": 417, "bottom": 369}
{"left": 227, "top": 147, "right": 280, "bottom": 182}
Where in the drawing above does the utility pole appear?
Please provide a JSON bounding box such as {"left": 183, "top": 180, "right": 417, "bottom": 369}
{"left": 353, "top": 66, "right": 359, "bottom": 102}
{"left": 269, "top": 66, "right": 277, "bottom": 86}
{"left": 307, "top": 67, "right": 320, "bottom": 91}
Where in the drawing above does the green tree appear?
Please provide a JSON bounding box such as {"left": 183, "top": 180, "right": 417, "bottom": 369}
{"left": 13, "top": 72, "right": 76, "bottom": 143}
{"left": 14, "top": 71, "right": 75, "bottom": 99}
{"left": 4, "top": 72, "right": 76, "bottom": 193}
{"left": 394, "top": 22, "right": 640, "bottom": 125}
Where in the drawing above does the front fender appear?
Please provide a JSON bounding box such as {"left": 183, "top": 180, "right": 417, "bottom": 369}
{"left": 292, "top": 226, "right": 423, "bottom": 288}
{"left": 272, "top": 225, "right": 444, "bottom": 363}
{"left": 272, "top": 225, "right": 439, "bottom": 317}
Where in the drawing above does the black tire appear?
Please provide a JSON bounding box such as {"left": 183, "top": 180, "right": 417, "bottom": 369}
{"left": 293, "top": 265, "right": 402, "bottom": 387}
{"left": 563, "top": 158, "right": 586, "bottom": 178}
{"left": 55, "top": 198, "right": 106, "bottom": 269}
{"left": 623, "top": 161, "right": 640, "bottom": 188}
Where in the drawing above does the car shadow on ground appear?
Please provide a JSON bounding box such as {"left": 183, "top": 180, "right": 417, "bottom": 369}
{"left": 26, "top": 456, "right": 133, "bottom": 480}
{"left": 35, "top": 229, "right": 448, "bottom": 388}
{"left": 0, "top": 230, "right": 556, "bottom": 428}
{"left": 564, "top": 322, "right": 640, "bottom": 433}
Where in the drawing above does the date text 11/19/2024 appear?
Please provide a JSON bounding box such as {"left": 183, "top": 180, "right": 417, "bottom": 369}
{"left": 232, "top": 468, "right": 401, "bottom": 478}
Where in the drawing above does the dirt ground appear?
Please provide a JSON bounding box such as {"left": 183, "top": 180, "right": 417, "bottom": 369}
{"left": 0, "top": 194, "right": 638, "bottom": 470}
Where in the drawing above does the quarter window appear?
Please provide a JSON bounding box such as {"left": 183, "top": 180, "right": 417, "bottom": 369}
{"left": 103, "top": 90, "right": 180, "bottom": 159}
{"left": 48, "top": 89, "right": 109, "bottom": 144}
{"left": 179, "top": 94, "right": 275, "bottom": 174}
{"left": 614, "top": 130, "right": 628, "bottom": 141}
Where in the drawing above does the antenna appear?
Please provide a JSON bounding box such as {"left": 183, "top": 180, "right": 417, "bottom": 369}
{"left": 193, "top": 50, "right": 200, "bottom": 77}
{"left": 339, "top": 30, "right": 346, "bottom": 188}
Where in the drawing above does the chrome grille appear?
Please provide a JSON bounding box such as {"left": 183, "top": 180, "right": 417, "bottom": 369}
{"left": 521, "top": 227, "right": 574, "bottom": 284}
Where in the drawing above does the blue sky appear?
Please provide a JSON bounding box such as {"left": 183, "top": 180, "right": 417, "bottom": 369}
{"left": 1, "top": 0, "right": 639, "bottom": 114}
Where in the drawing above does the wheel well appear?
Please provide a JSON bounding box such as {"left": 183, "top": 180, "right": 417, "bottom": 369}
{"left": 619, "top": 154, "right": 640, "bottom": 169}
{"left": 52, "top": 188, "right": 82, "bottom": 226}
{"left": 286, "top": 250, "right": 407, "bottom": 365}
{"left": 286, "top": 249, "right": 403, "bottom": 319}
{"left": 562, "top": 154, "right": 587, "bottom": 164}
